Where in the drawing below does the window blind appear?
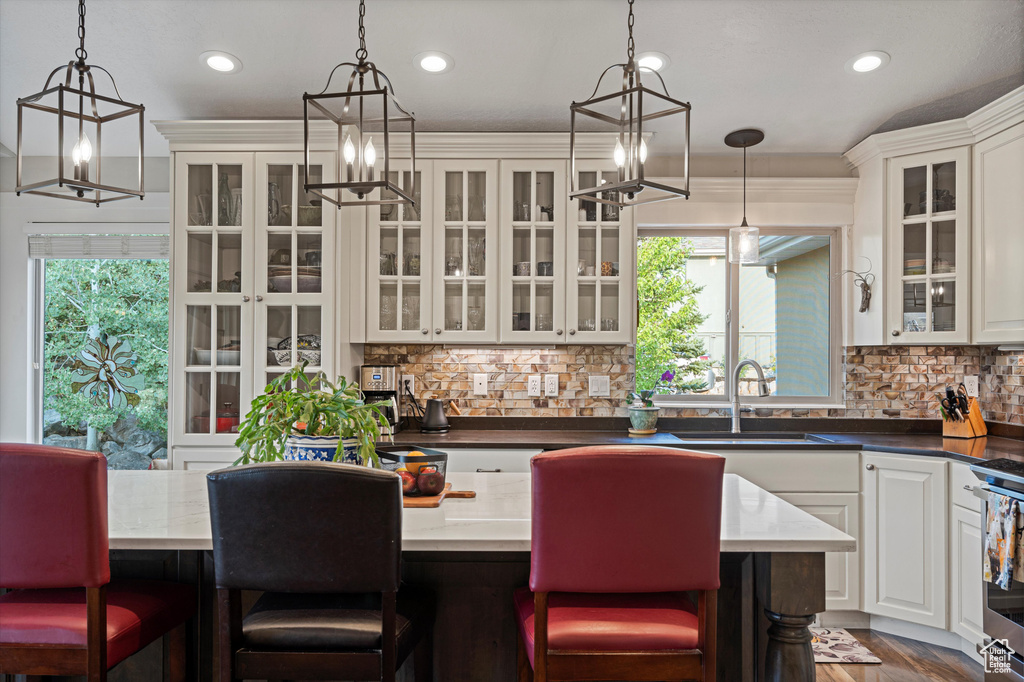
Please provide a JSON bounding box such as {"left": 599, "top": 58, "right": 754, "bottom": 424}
{"left": 27, "top": 234, "right": 170, "bottom": 259}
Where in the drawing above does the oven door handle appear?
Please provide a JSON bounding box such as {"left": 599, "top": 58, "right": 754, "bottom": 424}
{"left": 980, "top": 483, "right": 1024, "bottom": 503}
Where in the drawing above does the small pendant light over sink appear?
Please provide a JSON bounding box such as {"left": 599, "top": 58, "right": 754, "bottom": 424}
{"left": 303, "top": 0, "right": 416, "bottom": 209}
{"left": 568, "top": 0, "right": 691, "bottom": 208}
{"left": 15, "top": 0, "right": 145, "bottom": 205}
{"left": 725, "top": 128, "right": 764, "bottom": 264}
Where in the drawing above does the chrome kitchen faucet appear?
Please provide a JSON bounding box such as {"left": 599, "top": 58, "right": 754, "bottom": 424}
{"left": 731, "top": 359, "right": 771, "bottom": 433}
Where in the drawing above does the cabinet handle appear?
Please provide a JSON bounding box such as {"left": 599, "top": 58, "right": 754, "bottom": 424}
{"left": 556, "top": 329, "right": 563, "bottom": 336}
{"left": 242, "top": 295, "right": 251, "bottom": 303}
{"left": 865, "top": 463, "right": 875, "bottom": 471}
{"left": 421, "top": 328, "right": 429, "bottom": 335}
{"left": 255, "top": 295, "right": 263, "bottom": 302}
{"left": 434, "top": 328, "right": 441, "bottom": 335}
{"left": 891, "top": 330, "right": 901, "bottom": 337}
{"left": 569, "top": 329, "right": 576, "bottom": 335}
{"left": 963, "top": 484, "right": 974, "bottom": 491}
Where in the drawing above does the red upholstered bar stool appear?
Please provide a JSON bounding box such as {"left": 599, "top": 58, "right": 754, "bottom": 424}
{"left": 514, "top": 445, "right": 725, "bottom": 682}
{"left": 0, "top": 443, "right": 195, "bottom": 681}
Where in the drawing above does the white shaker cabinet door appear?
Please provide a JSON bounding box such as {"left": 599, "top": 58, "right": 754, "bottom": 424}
{"left": 949, "top": 503, "right": 986, "bottom": 647}
{"left": 972, "top": 121, "right": 1024, "bottom": 344}
{"left": 862, "top": 453, "right": 948, "bottom": 628}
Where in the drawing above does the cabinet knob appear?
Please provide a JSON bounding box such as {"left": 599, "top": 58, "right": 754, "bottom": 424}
{"left": 255, "top": 295, "right": 263, "bottom": 302}
{"left": 569, "top": 329, "right": 576, "bottom": 335}
{"left": 421, "top": 328, "right": 429, "bottom": 335}
{"left": 865, "top": 463, "right": 875, "bottom": 471}
{"left": 892, "top": 330, "right": 901, "bottom": 337}
{"left": 242, "top": 295, "right": 251, "bottom": 303}
{"left": 434, "top": 328, "right": 441, "bottom": 335}
{"left": 556, "top": 329, "right": 563, "bottom": 336}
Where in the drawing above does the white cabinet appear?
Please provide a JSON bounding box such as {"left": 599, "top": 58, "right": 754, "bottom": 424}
{"left": 776, "top": 492, "right": 861, "bottom": 611}
{"left": 169, "top": 150, "right": 337, "bottom": 466}
{"left": 367, "top": 161, "right": 433, "bottom": 342}
{"left": 886, "top": 147, "right": 971, "bottom": 344}
{"left": 862, "top": 452, "right": 948, "bottom": 628}
{"left": 499, "top": 160, "right": 567, "bottom": 343}
{"left": 972, "top": 121, "right": 1024, "bottom": 344}
{"left": 950, "top": 503, "right": 986, "bottom": 646}
{"left": 566, "top": 161, "right": 635, "bottom": 343}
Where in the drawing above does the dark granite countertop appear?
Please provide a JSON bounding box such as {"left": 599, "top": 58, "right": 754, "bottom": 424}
{"left": 384, "top": 427, "right": 1024, "bottom": 464}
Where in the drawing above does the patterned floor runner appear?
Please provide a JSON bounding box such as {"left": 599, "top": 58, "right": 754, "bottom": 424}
{"left": 811, "top": 627, "right": 882, "bottom": 664}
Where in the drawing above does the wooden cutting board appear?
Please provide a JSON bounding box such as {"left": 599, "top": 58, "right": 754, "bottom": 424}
{"left": 403, "top": 483, "right": 477, "bottom": 508}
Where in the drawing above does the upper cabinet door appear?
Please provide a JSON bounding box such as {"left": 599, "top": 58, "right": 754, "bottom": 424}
{"left": 886, "top": 147, "right": 970, "bottom": 344}
{"left": 367, "top": 161, "right": 434, "bottom": 343}
{"left": 972, "top": 122, "right": 1024, "bottom": 344}
{"left": 255, "top": 152, "right": 336, "bottom": 386}
{"left": 499, "top": 160, "right": 567, "bottom": 343}
{"left": 566, "top": 161, "right": 635, "bottom": 344}
{"left": 172, "top": 152, "right": 255, "bottom": 446}
{"left": 431, "top": 160, "right": 499, "bottom": 343}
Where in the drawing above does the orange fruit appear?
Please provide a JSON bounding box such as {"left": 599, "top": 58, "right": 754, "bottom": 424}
{"left": 405, "top": 451, "right": 428, "bottom": 474}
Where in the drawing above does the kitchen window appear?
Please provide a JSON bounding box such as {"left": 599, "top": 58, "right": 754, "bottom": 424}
{"left": 635, "top": 227, "right": 842, "bottom": 406}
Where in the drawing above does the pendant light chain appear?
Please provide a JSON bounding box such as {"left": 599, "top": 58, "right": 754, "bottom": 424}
{"left": 75, "top": 0, "right": 87, "bottom": 65}
{"left": 626, "top": 0, "right": 635, "bottom": 63}
{"left": 355, "top": 0, "right": 368, "bottom": 63}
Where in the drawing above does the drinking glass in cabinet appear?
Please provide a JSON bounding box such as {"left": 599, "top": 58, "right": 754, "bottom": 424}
{"left": 445, "top": 173, "right": 463, "bottom": 222}
{"left": 445, "top": 228, "right": 464, "bottom": 276}
{"left": 266, "top": 306, "right": 292, "bottom": 366}
{"left": 468, "top": 231, "right": 485, "bottom": 276}
{"left": 187, "top": 306, "right": 212, "bottom": 365}
{"left": 513, "top": 172, "right": 531, "bottom": 222}
{"left": 467, "top": 172, "right": 486, "bottom": 221}
{"left": 379, "top": 285, "right": 397, "bottom": 330}
{"left": 296, "top": 234, "right": 322, "bottom": 293}
{"left": 267, "top": 165, "right": 293, "bottom": 226}
{"left": 188, "top": 234, "right": 213, "bottom": 291}
{"left": 188, "top": 165, "right": 213, "bottom": 226}
{"left": 537, "top": 227, "right": 554, "bottom": 275}
{"left": 931, "top": 280, "right": 956, "bottom": 332}
{"left": 402, "top": 284, "right": 421, "bottom": 330}
{"left": 579, "top": 228, "right": 597, "bottom": 274}
{"left": 467, "top": 282, "right": 485, "bottom": 331}
{"left": 217, "top": 165, "right": 243, "bottom": 226}
{"left": 600, "top": 283, "right": 619, "bottom": 331}
{"left": 297, "top": 165, "right": 323, "bottom": 226}
{"left": 932, "top": 221, "right": 956, "bottom": 273}
{"left": 513, "top": 282, "right": 531, "bottom": 330}
{"left": 536, "top": 283, "right": 554, "bottom": 331}
{"left": 445, "top": 282, "right": 463, "bottom": 330}
{"left": 577, "top": 282, "right": 596, "bottom": 330}
{"left": 403, "top": 229, "right": 421, "bottom": 276}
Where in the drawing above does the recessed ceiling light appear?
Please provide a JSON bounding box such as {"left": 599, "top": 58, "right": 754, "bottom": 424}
{"left": 636, "top": 51, "right": 670, "bottom": 72}
{"left": 200, "top": 51, "right": 242, "bottom": 74}
{"left": 845, "top": 50, "right": 890, "bottom": 74}
{"left": 415, "top": 51, "right": 454, "bottom": 74}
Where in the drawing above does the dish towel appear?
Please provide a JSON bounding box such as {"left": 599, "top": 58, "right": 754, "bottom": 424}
{"left": 984, "top": 493, "right": 1023, "bottom": 589}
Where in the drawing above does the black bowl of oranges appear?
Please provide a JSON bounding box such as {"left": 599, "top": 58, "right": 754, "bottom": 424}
{"left": 377, "top": 447, "right": 448, "bottom": 496}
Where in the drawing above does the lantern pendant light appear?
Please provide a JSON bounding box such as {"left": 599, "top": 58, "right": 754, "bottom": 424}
{"left": 569, "top": 0, "right": 691, "bottom": 208}
{"left": 725, "top": 128, "right": 764, "bottom": 264}
{"left": 303, "top": 0, "right": 416, "bottom": 209}
{"left": 15, "top": 0, "right": 145, "bottom": 205}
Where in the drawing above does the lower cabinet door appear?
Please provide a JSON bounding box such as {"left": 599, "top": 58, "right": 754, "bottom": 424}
{"left": 171, "top": 447, "right": 240, "bottom": 471}
{"left": 776, "top": 492, "right": 860, "bottom": 611}
{"left": 862, "top": 453, "right": 948, "bottom": 628}
{"left": 950, "top": 503, "right": 986, "bottom": 646}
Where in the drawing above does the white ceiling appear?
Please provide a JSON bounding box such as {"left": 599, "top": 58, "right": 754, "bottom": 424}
{"left": 2, "top": 0, "right": 1023, "bottom": 158}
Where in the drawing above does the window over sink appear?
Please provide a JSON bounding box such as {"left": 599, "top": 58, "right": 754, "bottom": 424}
{"left": 635, "top": 227, "right": 842, "bottom": 406}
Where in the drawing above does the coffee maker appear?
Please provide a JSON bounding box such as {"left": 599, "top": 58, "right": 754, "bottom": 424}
{"left": 360, "top": 365, "right": 401, "bottom": 436}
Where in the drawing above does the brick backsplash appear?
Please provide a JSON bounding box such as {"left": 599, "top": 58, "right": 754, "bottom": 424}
{"left": 363, "top": 344, "right": 1024, "bottom": 425}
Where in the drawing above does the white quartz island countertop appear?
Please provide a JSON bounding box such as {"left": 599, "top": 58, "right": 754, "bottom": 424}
{"left": 107, "top": 470, "right": 855, "bottom": 554}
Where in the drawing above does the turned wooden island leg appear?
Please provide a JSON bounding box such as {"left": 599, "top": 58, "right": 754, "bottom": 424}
{"left": 755, "top": 552, "right": 826, "bottom": 682}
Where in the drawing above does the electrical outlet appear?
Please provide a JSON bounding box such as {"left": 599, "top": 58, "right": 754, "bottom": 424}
{"left": 544, "top": 374, "right": 559, "bottom": 397}
{"left": 963, "top": 375, "right": 979, "bottom": 397}
{"left": 527, "top": 375, "right": 542, "bottom": 397}
{"left": 473, "top": 373, "right": 488, "bottom": 396}
{"left": 588, "top": 375, "right": 610, "bottom": 397}
{"left": 401, "top": 375, "right": 415, "bottom": 397}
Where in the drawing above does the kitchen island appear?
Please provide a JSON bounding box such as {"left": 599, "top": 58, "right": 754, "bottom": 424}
{"left": 108, "top": 469, "right": 853, "bottom": 682}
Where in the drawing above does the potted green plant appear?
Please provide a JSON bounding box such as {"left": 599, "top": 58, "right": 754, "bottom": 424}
{"left": 628, "top": 370, "right": 675, "bottom": 433}
{"left": 234, "top": 362, "right": 389, "bottom": 466}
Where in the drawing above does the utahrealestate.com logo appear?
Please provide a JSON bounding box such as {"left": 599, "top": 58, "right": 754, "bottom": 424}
{"left": 981, "top": 639, "right": 1017, "bottom": 674}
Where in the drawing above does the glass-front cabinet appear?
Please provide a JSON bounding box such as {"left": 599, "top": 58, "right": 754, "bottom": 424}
{"left": 887, "top": 147, "right": 970, "bottom": 344}
{"left": 431, "top": 160, "right": 499, "bottom": 342}
{"left": 499, "top": 161, "right": 567, "bottom": 342}
{"left": 567, "top": 161, "right": 634, "bottom": 343}
{"left": 172, "top": 151, "right": 336, "bottom": 447}
{"left": 367, "top": 161, "right": 433, "bottom": 342}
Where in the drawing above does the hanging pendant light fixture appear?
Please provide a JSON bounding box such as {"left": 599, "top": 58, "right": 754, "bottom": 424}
{"left": 15, "top": 0, "right": 145, "bottom": 205}
{"left": 569, "top": 0, "right": 690, "bottom": 208}
{"left": 725, "top": 128, "right": 764, "bottom": 264}
{"left": 303, "top": 0, "right": 415, "bottom": 209}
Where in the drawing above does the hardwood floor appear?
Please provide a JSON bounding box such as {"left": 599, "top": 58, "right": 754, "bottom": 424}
{"left": 815, "top": 630, "right": 984, "bottom": 682}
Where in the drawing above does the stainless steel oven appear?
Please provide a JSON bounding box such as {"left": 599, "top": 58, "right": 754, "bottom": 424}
{"left": 972, "top": 459, "right": 1024, "bottom": 681}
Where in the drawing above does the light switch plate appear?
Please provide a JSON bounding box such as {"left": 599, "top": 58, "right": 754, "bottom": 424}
{"left": 963, "top": 375, "right": 979, "bottom": 397}
{"left": 527, "top": 375, "right": 542, "bottom": 397}
{"left": 544, "top": 374, "right": 559, "bottom": 397}
{"left": 473, "top": 373, "right": 488, "bottom": 396}
{"left": 589, "top": 375, "right": 610, "bottom": 397}
{"left": 401, "top": 375, "right": 415, "bottom": 397}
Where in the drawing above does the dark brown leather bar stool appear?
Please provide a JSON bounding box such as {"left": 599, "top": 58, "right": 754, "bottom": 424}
{"left": 206, "top": 461, "right": 434, "bottom": 682}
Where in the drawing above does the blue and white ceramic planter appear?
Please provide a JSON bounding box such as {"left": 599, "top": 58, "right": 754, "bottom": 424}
{"left": 284, "top": 435, "right": 359, "bottom": 464}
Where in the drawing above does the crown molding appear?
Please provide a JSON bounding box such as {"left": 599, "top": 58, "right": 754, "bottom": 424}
{"left": 844, "top": 84, "right": 1024, "bottom": 168}
{"left": 653, "top": 177, "right": 859, "bottom": 204}
{"left": 152, "top": 121, "right": 636, "bottom": 158}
